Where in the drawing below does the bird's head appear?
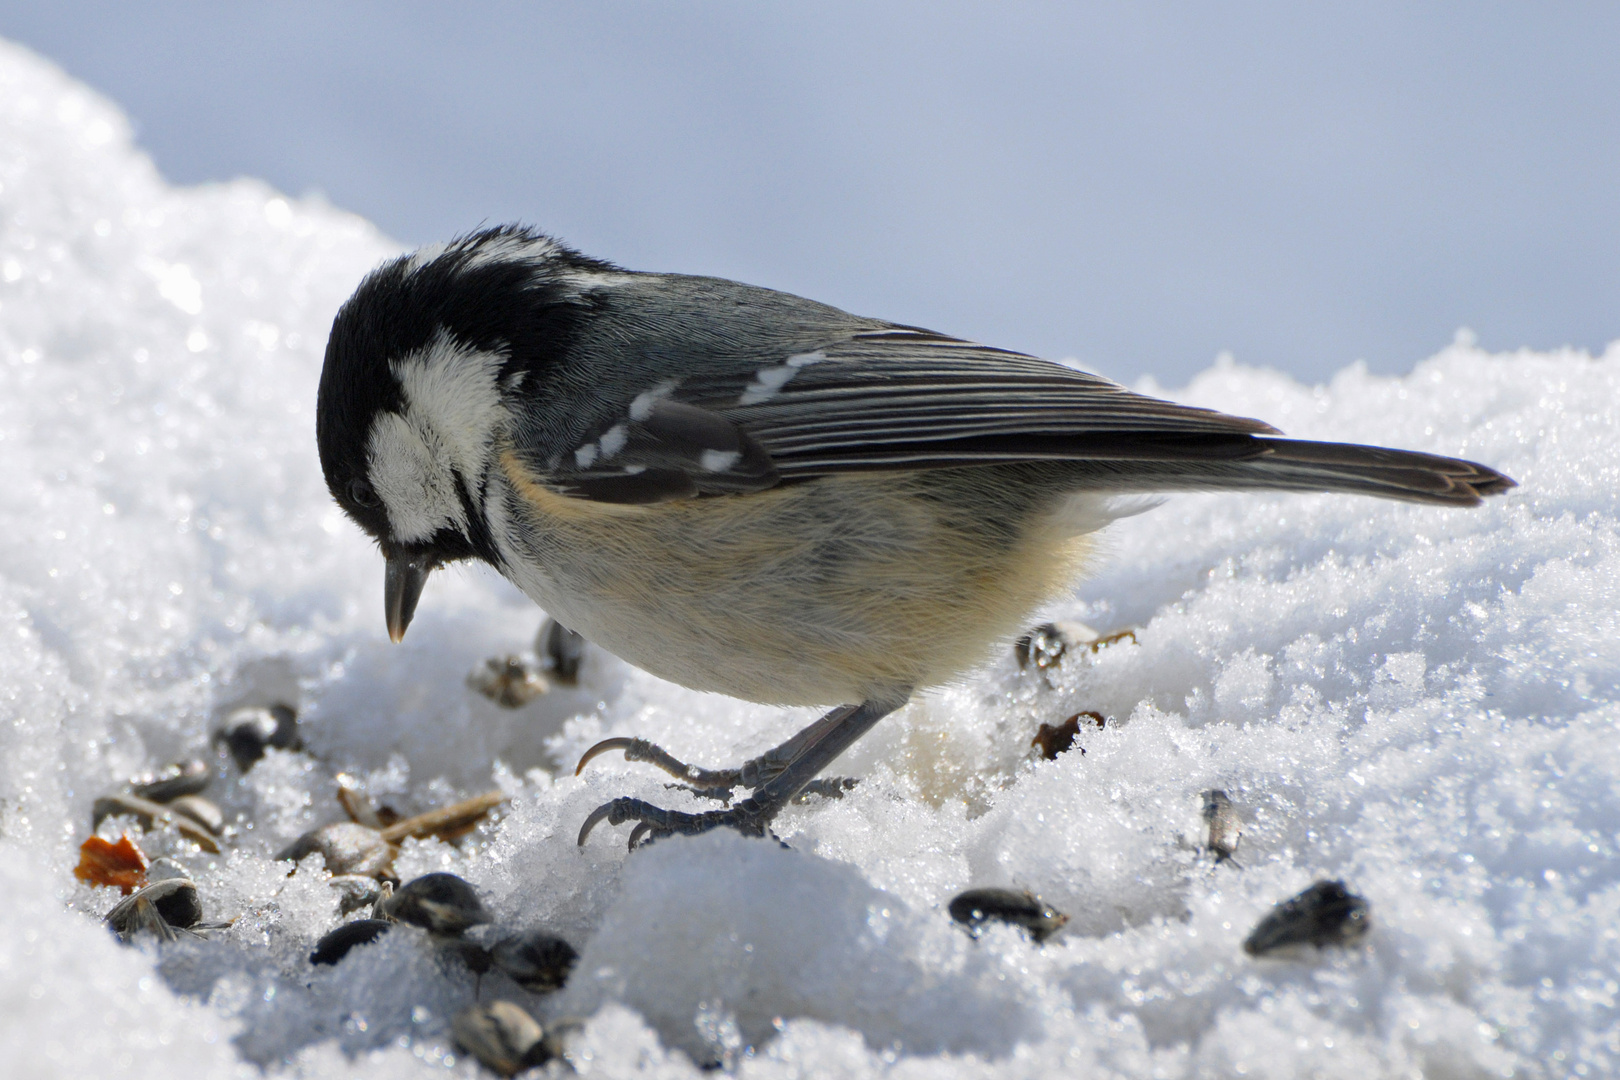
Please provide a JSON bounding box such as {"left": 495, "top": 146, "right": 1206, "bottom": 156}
{"left": 316, "top": 225, "right": 614, "bottom": 641}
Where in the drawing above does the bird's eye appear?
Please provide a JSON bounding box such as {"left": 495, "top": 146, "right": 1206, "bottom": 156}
{"left": 348, "top": 478, "right": 379, "bottom": 508}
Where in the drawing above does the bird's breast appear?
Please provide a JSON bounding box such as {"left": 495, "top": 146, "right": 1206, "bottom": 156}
{"left": 492, "top": 454, "right": 1109, "bottom": 705}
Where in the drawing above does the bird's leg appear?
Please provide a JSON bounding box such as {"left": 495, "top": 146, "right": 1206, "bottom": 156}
{"left": 577, "top": 693, "right": 908, "bottom": 849}
{"left": 575, "top": 707, "right": 863, "bottom": 802}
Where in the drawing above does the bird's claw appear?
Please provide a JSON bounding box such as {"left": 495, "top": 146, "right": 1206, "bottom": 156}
{"left": 574, "top": 736, "right": 638, "bottom": 775}
{"left": 575, "top": 736, "right": 743, "bottom": 790}
{"left": 576, "top": 736, "right": 856, "bottom": 804}
{"left": 576, "top": 796, "right": 766, "bottom": 850}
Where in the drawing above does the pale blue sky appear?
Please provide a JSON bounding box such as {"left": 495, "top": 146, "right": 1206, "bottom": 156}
{"left": 5, "top": 2, "right": 1615, "bottom": 384}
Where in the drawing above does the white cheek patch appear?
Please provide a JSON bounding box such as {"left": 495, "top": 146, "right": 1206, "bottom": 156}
{"left": 367, "top": 412, "right": 462, "bottom": 543}
{"left": 366, "top": 329, "right": 509, "bottom": 544}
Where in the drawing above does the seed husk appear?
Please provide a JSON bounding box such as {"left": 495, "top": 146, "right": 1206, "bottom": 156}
{"left": 452, "top": 1000, "right": 554, "bottom": 1077}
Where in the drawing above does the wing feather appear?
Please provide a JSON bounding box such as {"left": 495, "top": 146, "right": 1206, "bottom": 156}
{"left": 682, "top": 333, "right": 1278, "bottom": 474}
{"left": 519, "top": 318, "right": 1511, "bottom": 507}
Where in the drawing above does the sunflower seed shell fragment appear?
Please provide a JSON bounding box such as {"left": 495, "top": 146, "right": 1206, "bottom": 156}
{"left": 377, "top": 790, "right": 506, "bottom": 845}
{"left": 330, "top": 874, "right": 386, "bottom": 915}
{"left": 1202, "top": 790, "right": 1242, "bottom": 864}
{"left": 168, "top": 795, "right": 224, "bottom": 836}
{"left": 275, "top": 822, "right": 397, "bottom": 878}
{"left": 105, "top": 877, "right": 202, "bottom": 942}
{"left": 452, "top": 1000, "right": 554, "bottom": 1077}
{"left": 467, "top": 656, "right": 550, "bottom": 709}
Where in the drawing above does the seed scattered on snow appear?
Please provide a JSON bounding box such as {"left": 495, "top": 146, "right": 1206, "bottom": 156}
{"left": 948, "top": 887, "right": 1069, "bottom": 943}
{"left": 1244, "top": 879, "right": 1370, "bottom": 956}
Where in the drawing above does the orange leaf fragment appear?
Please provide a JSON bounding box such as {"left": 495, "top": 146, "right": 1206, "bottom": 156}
{"left": 74, "top": 833, "right": 149, "bottom": 893}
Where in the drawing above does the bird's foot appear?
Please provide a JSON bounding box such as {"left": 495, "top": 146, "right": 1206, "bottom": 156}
{"left": 574, "top": 697, "right": 907, "bottom": 850}
{"left": 576, "top": 795, "right": 775, "bottom": 850}
{"left": 577, "top": 736, "right": 856, "bottom": 803}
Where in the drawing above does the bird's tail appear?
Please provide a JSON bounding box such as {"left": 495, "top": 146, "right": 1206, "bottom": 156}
{"left": 1072, "top": 438, "right": 1516, "bottom": 507}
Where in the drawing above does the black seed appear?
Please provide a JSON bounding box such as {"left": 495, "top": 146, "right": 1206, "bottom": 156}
{"left": 439, "top": 936, "right": 496, "bottom": 975}
{"left": 380, "top": 872, "right": 491, "bottom": 936}
{"left": 1243, "top": 879, "right": 1371, "bottom": 956}
{"left": 540, "top": 619, "right": 587, "bottom": 685}
{"left": 491, "top": 928, "right": 579, "bottom": 993}
{"left": 948, "top": 887, "right": 1069, "bottom": 942}
{"left": 131, "top": 759, "right": 212, "bottom": 803}
{"left": 310, "top": 919, "right": 393, "bottom": 965}
{"left": 217, "top": 703, "right": 300, "bottom": 771}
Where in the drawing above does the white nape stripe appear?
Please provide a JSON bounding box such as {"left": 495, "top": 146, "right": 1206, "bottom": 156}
{"left": 391, "top": 331, "right": 507, "bottom": 483}
{"left": 461, "top": 232, "right": 561, "bottom": 269}
{"left": 404, "top": 241, "right": 448, "bottom": 270}
{"left": 699, "top": 449, "right": 741, "bottom": 472}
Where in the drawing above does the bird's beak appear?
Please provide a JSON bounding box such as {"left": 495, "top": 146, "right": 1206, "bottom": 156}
{"left": 384, "top": 552, "right": 432, "bottom": 643}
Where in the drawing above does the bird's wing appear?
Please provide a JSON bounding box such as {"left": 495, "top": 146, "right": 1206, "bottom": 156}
{"left": 688, "top": 326, "right": 1279, "bottom": 474}
{"left": 517, "top": 325, "right": 1281, "bottom": 504}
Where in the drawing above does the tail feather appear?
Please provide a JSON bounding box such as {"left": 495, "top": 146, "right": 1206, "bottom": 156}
{"left": 1043, "top": 438, "right": 1514, "bottom": 507}
{"left": 1250, "top": 439, "right": 1515, "bottom": 505}
{"left": 1160, "top": 438, "right": 1516, "bottom": 507}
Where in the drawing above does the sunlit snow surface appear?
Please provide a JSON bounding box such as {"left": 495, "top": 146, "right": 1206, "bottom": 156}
{"left": 2, "top": 40, "right": 1617, "bottom": 1079}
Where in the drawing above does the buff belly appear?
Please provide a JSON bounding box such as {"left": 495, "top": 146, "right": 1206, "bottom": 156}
{"left": 493, "top": 454, "right": 1111, "bottom": 706}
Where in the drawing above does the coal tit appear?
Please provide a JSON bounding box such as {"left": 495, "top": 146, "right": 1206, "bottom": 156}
{"left": 316, "top": 225, "right": 1513, "bottom": 847}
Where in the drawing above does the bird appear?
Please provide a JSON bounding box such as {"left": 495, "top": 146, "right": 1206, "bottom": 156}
{"left": 315, "top": 224, "right": 1514, "bottom": 849}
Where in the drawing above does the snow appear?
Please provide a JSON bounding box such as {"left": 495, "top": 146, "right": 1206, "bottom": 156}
{"left": 1, "top": 37, "right": 1617, "bottom": 1079}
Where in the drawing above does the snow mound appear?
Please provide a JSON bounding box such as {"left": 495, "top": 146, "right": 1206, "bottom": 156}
{"left": 2, "top": 38, "right": 1617, "bottom": 1079}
